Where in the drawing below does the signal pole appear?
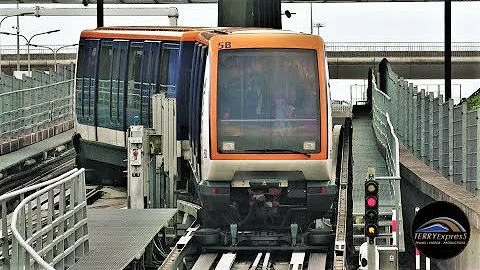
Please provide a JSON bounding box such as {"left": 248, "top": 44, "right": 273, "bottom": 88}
{"left": 365, "top": 167, "right": 379, "bottom": 269}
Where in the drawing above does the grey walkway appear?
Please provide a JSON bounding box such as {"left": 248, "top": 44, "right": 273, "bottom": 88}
{"left": 352, "top": 114, "right": 390, "bottom": 215}
{"left": 69, "top": 208, "right": 177, "bottom": 270}
{"left": 0, "top": 130, "right": 73, "bottom": 171}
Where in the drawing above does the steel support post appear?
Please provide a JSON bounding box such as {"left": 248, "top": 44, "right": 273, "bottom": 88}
{"left": 445, "top": 0, "right": 452, "bottom": 100}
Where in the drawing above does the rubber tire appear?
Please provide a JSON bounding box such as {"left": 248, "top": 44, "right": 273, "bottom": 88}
{"left": 194, "top": 228, "right": 221, "bottom": 246}
{"left": 307, "top": 229, "right": 335, "bottom": 246}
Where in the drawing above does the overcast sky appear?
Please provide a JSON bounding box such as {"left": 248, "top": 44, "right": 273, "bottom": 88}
{"left": 0, "top": 2, "right": 479, "bottom": 46}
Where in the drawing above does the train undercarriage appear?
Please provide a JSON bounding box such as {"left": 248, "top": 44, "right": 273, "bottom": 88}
{"left": 73, "top": 107, "right": 353, "bottom": 269}
{"left": 156, "top": 120, "right": 353, "bottom": 269}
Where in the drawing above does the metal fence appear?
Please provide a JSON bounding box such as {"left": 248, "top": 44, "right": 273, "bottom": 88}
{"left": 379, "top": 61, "right": 480, "bottom": 196}
{"left": 369, "top": 69, "right": 404, "bottom": 252}
{"left": 1, "top": 45, "right": 78, "bottom": 55}
{"left": 325, "top": 42, "right": 480, "bottom": 52}
{"left": 0, "top": 168, "right": 88, "bottom": 269}
{"left": 0, "top": 67, "right": 75, "bottom": 155}
{"left": 2, "top": 42, "right": 480, "bottom": 55}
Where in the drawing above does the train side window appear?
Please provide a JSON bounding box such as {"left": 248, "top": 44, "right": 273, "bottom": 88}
{"left": 76, "top": 39, "right": 99, "bottom": 125}
{"left": 87, "top": 46, "right": 97, "bottom": 120}
{"left": 159, "top": 43, "right": 179, "bottom": 97}
{"left": 140, "top": 42, "right": 161, "bottom": 127}
{"left": 112, "top": 41, "right": 129, "bottom": 131}
{"left": 75, "top": 44, "right": 85, "bottom": 120}
{"left": 126, "top": 43, "right": 143, "bottom": 127}
{"left": 97, "top": 40, "right": 113, "bottom": 129}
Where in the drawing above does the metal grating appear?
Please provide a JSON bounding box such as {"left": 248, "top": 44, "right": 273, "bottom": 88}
{"left": 68, "top": 208, "right": 176, "bottom": 270}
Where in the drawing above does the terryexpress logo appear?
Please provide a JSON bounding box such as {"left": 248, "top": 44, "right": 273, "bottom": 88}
{"left": 412, "top": 202, "right": 470, "bottom": 259}
{"left": 414, "top": 217, "right": 468, "bottom": 243}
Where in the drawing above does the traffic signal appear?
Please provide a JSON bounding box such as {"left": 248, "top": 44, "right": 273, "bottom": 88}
{"left": 364, "top": 178, "right": 379, "bottom": 242}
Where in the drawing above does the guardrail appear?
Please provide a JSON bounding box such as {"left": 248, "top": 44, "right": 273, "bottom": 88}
{"left": 379, "top": 59, "right": 480, "bottom": 195}
{"left": 372, "top": 80, "right": 400, "bottom": 178}
{"left": 2, "top": 42, "right": 480, "bottom": 55}
{"left": 1, "top": 45, "right": 78, "bottom": 55}
{"left": 369, "top": 68, "right": 404, "bottom": 252}
{"left": 0, "top": 67, "right": 74, "bottom": 155}
{"left": 325, "top": 42, "right": 480, "bottom": 52}
{"left": 0, "top": 168, "right": 88, "bottom": 269}
{"left": 331, "top": 100, "right": 353, "bottom": 118}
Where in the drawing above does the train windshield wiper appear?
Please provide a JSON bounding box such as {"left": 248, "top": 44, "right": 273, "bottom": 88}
{"left": 244, "top": 149, "right": 311, "bottom": 158}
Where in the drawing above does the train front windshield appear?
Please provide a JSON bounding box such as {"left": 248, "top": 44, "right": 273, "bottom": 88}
{"left": 217, "top": 49, "right": 321, "bottom": 155}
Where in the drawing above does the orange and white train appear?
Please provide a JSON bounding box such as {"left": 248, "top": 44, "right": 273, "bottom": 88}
{"left": 73, "top": 26, "right": 339, "bottom": 238}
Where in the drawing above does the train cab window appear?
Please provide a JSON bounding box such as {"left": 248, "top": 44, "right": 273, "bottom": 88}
{"left": 217, "top": 49, "right": 321, "bottom": 154}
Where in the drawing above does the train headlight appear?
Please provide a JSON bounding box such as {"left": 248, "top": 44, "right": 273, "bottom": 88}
{"left": 303, "top": 141, "right": 315, "bottom": 150}
{"left": 222, "top": 141, "right": 235, "bottom": 151}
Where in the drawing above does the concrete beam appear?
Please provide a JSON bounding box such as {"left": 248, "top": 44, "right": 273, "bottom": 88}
{"left": 2, "top": 53, "right": 480, "bottom": 79}
{"left": 328, "top": 60, "right": 480, "bottom": 79}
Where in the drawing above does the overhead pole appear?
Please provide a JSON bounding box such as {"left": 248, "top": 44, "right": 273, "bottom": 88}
{"left": 445, "top": 0, "right": 451, "bottom": 100}
{"left": 97, "top": 0, "right": 104, "bottom": 27}
{"left": 310, "top": 2, "right": 313, "bottom": 34}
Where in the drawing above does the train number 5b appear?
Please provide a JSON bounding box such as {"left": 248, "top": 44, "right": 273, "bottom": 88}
{"left": 218, "top": 41, "right": 232, "bottom": 49}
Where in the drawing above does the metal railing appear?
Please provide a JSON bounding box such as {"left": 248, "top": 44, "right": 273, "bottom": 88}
{"left": 369, "top": 70, "right": 404, "bottom": 252}
{"left": 0, "top": 168, "right": 88, "bottom": 269}
{"left": 10, "top": 168, "right": 88, "bottom": 270}
{"left": 331, "top": 100, "right": 353, "bottom": 118}
{"left": 1, "top": 45, "right": 78, "bottom": 55}
{"left": 0, "top": 67, "right": 74, "bottom": 154}
{"left": 325, "top": 42, "right": 480, "bottom": 52}
{"left": 379, "top": 60, "right": 480, "bottom": 195}
{"left": 372, "top": 79, "right": 400, "bottom": 178}
{"left": 2, "top": 42, "right": 480, "bottom": 55}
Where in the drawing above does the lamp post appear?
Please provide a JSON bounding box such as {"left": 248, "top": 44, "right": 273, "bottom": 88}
{"left": 26, "top": 29, "right": 60, "bottom": 73}
{"left": 30, "top": 43, "right": 77, "bottom": 72}
{"left": 0, "top": 29, "right": 60, "bottom": 73}
{"left": 313, "top": 22, "right": 326, "bottom": 36}
{"left": 0, "top": 12, "right": 34, "bottom": 74}
{"left": 1, "top": 31, "right": 28, "bottom": 72}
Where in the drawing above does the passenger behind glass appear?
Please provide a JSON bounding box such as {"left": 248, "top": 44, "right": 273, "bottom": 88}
{"left": 218, "top": 56, "right": 241, "bottom": 120}
{"left": 244, "top": 57, "right": 267, "bottom": 119}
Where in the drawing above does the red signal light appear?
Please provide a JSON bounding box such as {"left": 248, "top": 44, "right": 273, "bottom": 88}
{"left": 211, "top": 187, "right": 217, "bottom": 194}
{"left": 366, "top": 196, "right": 377, "bottom": 208}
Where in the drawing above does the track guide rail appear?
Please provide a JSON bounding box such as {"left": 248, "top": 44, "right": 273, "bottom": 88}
{"left": 334, "top": 119, "right": 352, "bottom": 270}
{"left": 190, "top": 251, "right": 327, "bottom": 270}
{"left": 159, "top": 225, "right": 199, "bottom": 270}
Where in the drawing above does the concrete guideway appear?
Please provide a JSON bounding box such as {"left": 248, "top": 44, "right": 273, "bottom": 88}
{"left": 0, "top": 130, "right": 73, "bottom": 172}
